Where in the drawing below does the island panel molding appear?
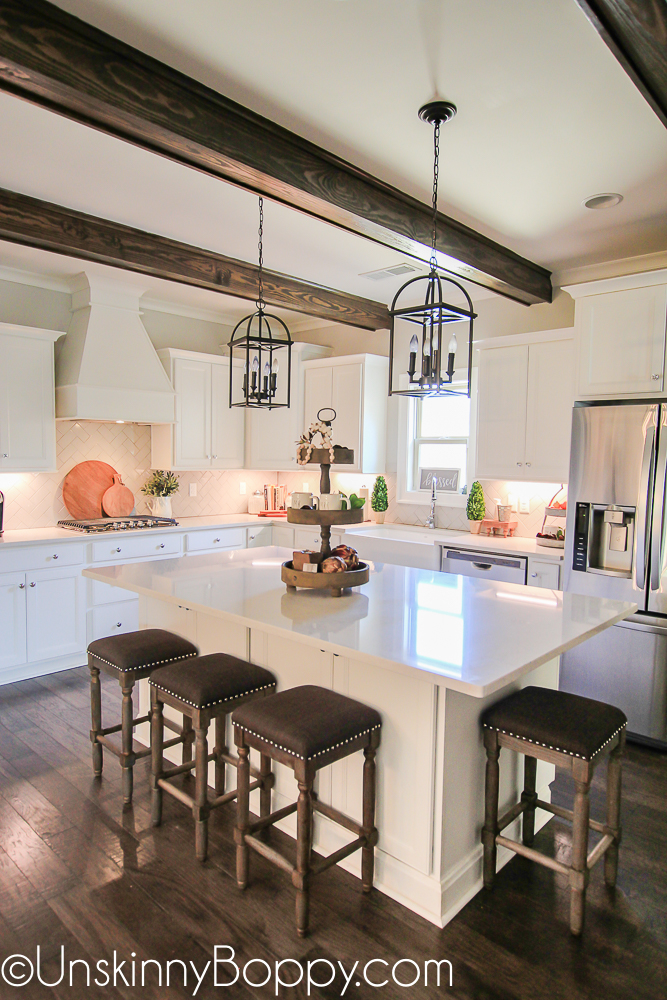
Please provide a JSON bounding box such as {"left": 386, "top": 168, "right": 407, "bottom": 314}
{"left": 0, "top": 0, "right": 552, "bottom": 305}
{"left": 574, "top": 0, "right": 667, "bottom": 128}
{"left": 0, "top": 189, "right": 390, "bottom": 331}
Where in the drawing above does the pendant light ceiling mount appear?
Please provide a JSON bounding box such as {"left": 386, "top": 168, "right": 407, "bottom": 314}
{"left": 228, "top": 196, "right": 292, "bottom": 410}
{"left": 388, "top": 100, "right": 475, "bottom": 400}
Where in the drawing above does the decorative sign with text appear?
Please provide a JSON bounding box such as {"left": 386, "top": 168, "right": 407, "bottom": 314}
{"left": 419, "top": 468, "right": 460, "bottom": 492}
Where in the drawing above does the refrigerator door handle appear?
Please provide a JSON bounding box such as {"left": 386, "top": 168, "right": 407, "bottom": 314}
{"left": 636, "top": 417, "right": 656, "bottom": 591}
{"left": 650, "top": 411, "right": 667, "bottom": 590}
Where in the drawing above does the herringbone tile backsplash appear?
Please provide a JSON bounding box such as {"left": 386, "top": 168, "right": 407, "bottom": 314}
{"left": 1, "top": 422, "right": 557, "bottom": 537}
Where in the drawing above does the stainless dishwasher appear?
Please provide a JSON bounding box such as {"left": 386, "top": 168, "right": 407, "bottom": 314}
{"left": 440, "top": 548, "right": 527, "bottom": 584}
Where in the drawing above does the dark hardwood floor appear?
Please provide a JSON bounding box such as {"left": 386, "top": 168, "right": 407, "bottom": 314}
{"left": 0, "top": 666, "right": 665, "bottom": 999}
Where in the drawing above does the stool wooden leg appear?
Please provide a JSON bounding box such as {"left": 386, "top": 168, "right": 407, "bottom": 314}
{"left": 295, "top": 779, "right": 313, "bottom": 937}
{"left": 214, "top": 716, "right": 227, "bottom": 797}
{"left": 522, "top": 755, "right": 538, "bottom": 847}
{"left": 120, "top": 678, "right": 135, "bottom": 805}
{"left": 194, "top": 724, "right": 209, "bottom": 862}
{"left": 89, "top": 665, "right": 103, "bottom": 777}
{"left": 482, "top": 732, "right": 500, "bottom": 889}
{"left": 362, "top": 746, "right": 377, "bottom": 893}
{"left": 151, "top": 692, "right": 164, "bottom": 827}
{"left": 182, "top": 716, "right": 194, "bottom": 766}
{"left": 604, "top": 741, "right": 624, "bottom": 888}
{"left": 570, "top": 770, "right": 591, "bottom": 935}
{"left": 260, "top": 754, "right": 272, "bottom": 820}
{"left": 236, "top": 745, "right": 250, "bottom": 889}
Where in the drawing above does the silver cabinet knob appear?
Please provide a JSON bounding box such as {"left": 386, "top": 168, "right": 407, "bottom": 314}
{"left": 52, "top": 553, "right": 59, "bottom": 559}
{"left": 116, "top": 622, "right": 122, "bottom": 628}
{"left": 531, "top": 573, "right": 538, "bottom": 578}
{"left": 159, "top": 543, "right": 165, "bottom": 549}
{"left": 115, "top": 547, "right": 121, "bottom": 552}
{"left": 516, "top": 462, "right": 522, "bottom": 467}
{"left": 525, "top": 462, "right": 531, "bottom": 467}
{"left": 19, "top": 583, "right": 25, "bottom": 589}
{"left": 1, "top": 453, "right": 8, "bottom": 458}
{"left": 212, "top": 454, "right": 217, "bottom": 459}
{"left": 30, "top": 582, "right": 36, "bottom": 587}
{"left": 214, "top": 537, "right": 220, "bottom": 543}
{"left": 652, "top": 374, "right": 661, "bottom": 380}
{"left": 249, "top": 534, "right": 255, "bottom": 540}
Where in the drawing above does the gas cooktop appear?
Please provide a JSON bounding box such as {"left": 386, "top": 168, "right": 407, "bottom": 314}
{"left": 58, "top": 516, "right": 179, "bottom": 533}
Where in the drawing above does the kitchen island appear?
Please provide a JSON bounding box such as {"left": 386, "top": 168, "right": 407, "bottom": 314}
{"left": 84, "top": 547, "right": 635, "bottom": 927}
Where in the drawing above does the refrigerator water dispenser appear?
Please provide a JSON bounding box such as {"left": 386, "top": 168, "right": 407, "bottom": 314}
{"left": 573, "top": 502, "right": 635, "bottom": 578}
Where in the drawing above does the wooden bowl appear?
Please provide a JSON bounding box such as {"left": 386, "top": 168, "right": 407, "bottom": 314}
{"left": 287, "top": 507, "right": 364, "bottom": 526}
{"left": 281, "top": 560, "right": 370, "bottom": 597}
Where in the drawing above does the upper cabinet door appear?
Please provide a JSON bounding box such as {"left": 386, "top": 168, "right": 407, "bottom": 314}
{"left": 576, "top": 285, "right": 667, "bottom": 398}
{"left": 303, "top": 365, "right": 333, "bottom": 431}
{"left": 173, "top": 357, "right": 211, "bottom": 469}
{"left": 210, "top": 362, "right": 244, "bottom": 468}
{"left": 476, "top": 345, "right": 529, "bottom": 480}
{"left": 524, "top": 340, "right": 574, "bottom": 483}
{"left": 0, "top": 334, "right": 56, "bottom": 471}
{"left": 331, "top": 363, "right": 363, "bottom": 468}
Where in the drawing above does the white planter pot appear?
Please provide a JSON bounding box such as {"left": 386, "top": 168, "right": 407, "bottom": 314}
{"left": 468, "top": 519, "right": 482, "bottom": 534}
{"left": 373, "top": 511, "right": 386, "bottom": 524}
{"left": 147, "top": 496, "right": 173, "bottom": 518}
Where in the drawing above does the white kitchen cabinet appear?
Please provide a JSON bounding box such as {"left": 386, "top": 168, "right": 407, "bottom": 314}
{"left": 272, "top": 525, "right": 295, "bottom": 549}
{"left": 247, "top": 525, "right": 272, "bottom": 547}
{"left": 527, "top": 558, "right": 561, "bottom": 590}
{"left": 89, "top": 601, "right": 140, "bottom": 643}
{"left": 302, "top": 354, "right": 388, "bottom": 473}
{"left": 0, "top": 572, "right": 27, "bottom": 670}
{"left": 25, "top": 565, "right": 86, "bottom": 663}
{"left": 476, "top": 334, "right": 574, "bottom": 483}
{"left": 564, "top": 274, "right": 667, "bottom": 399}
{"left": 244, "top": 343, "right": 331, "bottom": 470}
{"left": 0, "top": 324, "right": 59, "bottom": 472}
{"left": 151, "top": 349, "right": 244, "bottom": 470}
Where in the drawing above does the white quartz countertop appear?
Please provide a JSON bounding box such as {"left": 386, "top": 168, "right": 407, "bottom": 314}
{"left": 83, "top": 546, "right": 633, "bottom": 698}
{"left": 345, "top": 523, "right": 564, "bottom": 562}
{"left": 0, "top": 514, "right": 275, "bottom": 548}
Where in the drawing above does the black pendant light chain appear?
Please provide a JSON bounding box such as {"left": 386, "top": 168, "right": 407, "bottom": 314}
{"left": 430, "top": 119, "right": 440, "bottom": 272}
{"left": 256, "top": 196, "right": 265, "bottom": 312}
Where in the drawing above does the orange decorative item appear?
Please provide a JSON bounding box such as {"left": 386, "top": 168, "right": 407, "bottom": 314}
{"left": 102, "top": 475, "right": 135, "bottom": 517}
{"left": 62, "top": 460, "right": 117, "bottom": 520}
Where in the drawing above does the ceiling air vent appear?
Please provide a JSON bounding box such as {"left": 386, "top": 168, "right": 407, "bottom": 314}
{"left": 360, "top": 262, "right": 423, "bottom": 281}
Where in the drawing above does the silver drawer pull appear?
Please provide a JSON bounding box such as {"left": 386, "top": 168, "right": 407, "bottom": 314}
{"left": 159, "top": 543, "right": 165, "bottom": 549}
{"left": 116, "top": 622, "right": 122, "bottom": 628}
{"left": 30, "top": 581, "right": 36, "bottom": 587}
{"left": 531, "top": 573, "right": 538, "bottom": 578}
{"left": 19, "top": 583, "right": 25, "bottom": 589}
{"left": 472, "top": 563, "right": 493, "bottom": 570}
{"left": 214, "top": 537, "right": 221, "bottom": 543}
{"left": 52, "top": 553, "right": 59, "bottom": 559}
{"left": 525, "top": 462, "right": 531, "bottom": 467}
{"left": 1, "top": 453, "right": 8, "bottom": 458}
{"left": 115, "top": 547, "right": 121, "bottom": 553}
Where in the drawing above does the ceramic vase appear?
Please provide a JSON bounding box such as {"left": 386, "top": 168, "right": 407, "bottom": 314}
{"left": 148, "top": 496, "right": 173, "bottom": 518}
{"left": 469, "top": 519, "right": 482, "bottom": 534}
{"left": 374, "top": 510, "right": 386, "bottom": 524}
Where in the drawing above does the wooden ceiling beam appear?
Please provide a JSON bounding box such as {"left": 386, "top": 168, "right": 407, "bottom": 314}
{"left": 574, "top": 1, "right": 667, "bottom": 128}
{"left": 0, "top": 0, "right": 552, "bottom": 305}
{"left": 0, "top": 188, "right": 391, "bottom": 330}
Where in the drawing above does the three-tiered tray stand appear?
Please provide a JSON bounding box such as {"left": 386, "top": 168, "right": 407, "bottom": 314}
{"left": 281, "top": 446, "right": 370, "bottom": 597}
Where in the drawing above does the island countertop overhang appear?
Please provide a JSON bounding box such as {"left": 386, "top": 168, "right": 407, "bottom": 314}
{"left": 83, "top": 546, "right": 637, "bottom": 699}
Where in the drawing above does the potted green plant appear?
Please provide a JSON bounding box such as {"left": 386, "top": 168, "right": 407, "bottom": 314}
{"left": 141, "top": 470, "right": 180, "bottom": 518}
{"left": 466, "top": 481, "right": 486, "bottom": 533}
{"left": 371, "top": 475, "right": 388, "bottom": 524}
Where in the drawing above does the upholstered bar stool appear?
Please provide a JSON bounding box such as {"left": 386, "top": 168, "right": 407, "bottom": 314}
{"left": 232, "top": 685, "right": 382, "bottom": 938}
{"left": 88, "top": 629, "right": 198, "bottom": 804}
{"left": 149, "top": 653, "right": 276, "bottom": 861}
{"left": 481, "top": 686, "right": 627, "bottom": 935}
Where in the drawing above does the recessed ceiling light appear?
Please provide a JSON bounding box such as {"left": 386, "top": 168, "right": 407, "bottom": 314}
{"left": 583, "top": 193, "right": 623, "bottom": 210}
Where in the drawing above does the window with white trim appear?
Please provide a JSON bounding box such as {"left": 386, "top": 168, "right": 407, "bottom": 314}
{"left": 411, "top": 394, "right": 471, "bottom": 493}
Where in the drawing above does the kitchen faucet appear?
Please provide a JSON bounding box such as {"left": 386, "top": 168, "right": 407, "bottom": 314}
{"left": 426, "top": 480, "right": 437, "bottom": 530}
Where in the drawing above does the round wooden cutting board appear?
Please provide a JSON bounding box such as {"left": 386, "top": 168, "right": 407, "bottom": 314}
{"left": 62, "top": 460, "right": 117, "bottom": 520}
{"left": 102, "top": 475, "right": 135, "bottom": 517}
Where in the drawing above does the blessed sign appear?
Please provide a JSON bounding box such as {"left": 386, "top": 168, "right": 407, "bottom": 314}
{"left": 419, "top": 468, "right": 460, "bottom": 492}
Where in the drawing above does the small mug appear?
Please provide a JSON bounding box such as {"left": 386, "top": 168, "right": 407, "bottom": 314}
{"left": 291, "top": 492, "right": 318, "bottom": 509}
{"left": 319, "top": 493, "right": 343, "bottom": 511}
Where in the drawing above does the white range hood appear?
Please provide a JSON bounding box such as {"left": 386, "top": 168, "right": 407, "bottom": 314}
{"left": 55, "top": 274, "right": 175, "bottom": 423}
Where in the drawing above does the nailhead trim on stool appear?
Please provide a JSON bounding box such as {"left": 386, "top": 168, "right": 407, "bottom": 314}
{"left": 151, "top": 680, "right": 275, "bottom": 710}
{"left": 90, "top": 650, "right": 197, "bottom": 672}
{"left": 234, "top": 722, "right": 382, "bottom": 760}
{"left": 482, "top": 722, "right": 627, "bottom": 761}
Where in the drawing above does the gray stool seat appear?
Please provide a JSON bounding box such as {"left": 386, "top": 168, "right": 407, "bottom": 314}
{"left": 481, "top": 685, "right": 627, "bottom": 936}
{"left": 149, "top": 654, "right": 277, "bottom": 863}
{"left": 87, "top": 629, "right": 199, "bottom": 805}
{"left": 481, "top": 686, "right": 627, "bottom": 761}
{"left": 233, "top": 685, "right": 382, "bottom": 938}
{"left": 150, "top": 653, "right": 276, "bottom": 710}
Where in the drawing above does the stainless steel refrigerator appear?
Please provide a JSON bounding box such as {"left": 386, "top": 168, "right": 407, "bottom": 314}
{"left": 561, "top": 400, "right": 667, "bottom": 748}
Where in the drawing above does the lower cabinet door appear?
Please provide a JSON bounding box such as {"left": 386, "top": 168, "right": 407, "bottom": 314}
{"left": 89, "top": 600, "right": 140, "bottom": 643}
{"left": 527, "top": 559, "right": 561, "bottom": 590}
{"left": 246, "top": 526, "right": 273, "bottom": 548}
{"left": 26, "top": 566, "right": 86, "bottom": 662}
{"left": 0, "top": 572, "right": 27, "bottom": 670}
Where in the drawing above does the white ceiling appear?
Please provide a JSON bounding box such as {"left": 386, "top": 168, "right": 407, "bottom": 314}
{"left": 1, "top": 0, "right": 666, "bottom": 319}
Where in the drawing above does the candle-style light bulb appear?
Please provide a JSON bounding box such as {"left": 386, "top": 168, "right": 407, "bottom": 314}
{"left": 252, "top": 356, "right": 259, "bottom": 372}
{"left": 407, "top": 333, "right": 419, "bottom": 381}
{"left": 448, "top": 334, "right": 457, "bottom": 355}
{"left": 272, "top": 357, "right": 280, "bottom": 373}
{"left": 409, "top": 334, "right": 419, "bottom": 352}
{"left": 422, "top": 339, "right": 431, "bottom": 356}
{"left": 270, "top": 356, "right": 279, "bottom": 396}
{"left": 262, "top": 360, "right": 270, "bottom": 399}
{"left": 263, "top": 361, "right": 270, "bottom": 376}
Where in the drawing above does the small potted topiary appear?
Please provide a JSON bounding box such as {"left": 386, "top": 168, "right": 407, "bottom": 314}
{"left": 466, "top": 481, "right": 485, "bottom": 533}
{"left": 141, "top": 470, "right": 180, "bottom": 518}
{"left": 371, "top": 475, "right": 388, "bottom": 524}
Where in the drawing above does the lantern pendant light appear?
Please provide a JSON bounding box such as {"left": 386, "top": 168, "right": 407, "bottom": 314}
{"left": 388, "top": 101, "right": 475, "bottom": 399}
{"left": 228, "top": 197, "right": 292, "bottom": 409}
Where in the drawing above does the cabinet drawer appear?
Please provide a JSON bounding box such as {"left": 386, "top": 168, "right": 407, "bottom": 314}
{"left": 527, "top": 559, "right": 561, "bottom": 590}
{"left": 89, "top": 601, "right": 140, "bottom": 643}
{"left": 0, "top": 542, "right": 85, "bottom": 574}
{"left": 184, "top": 527, "right": 245, "bottom": 552}
{"left": 92, "top": 532, "right": 181, "bottom": 563}
{"left": 294, "top": 527, "right": 323, "bottom": 551}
